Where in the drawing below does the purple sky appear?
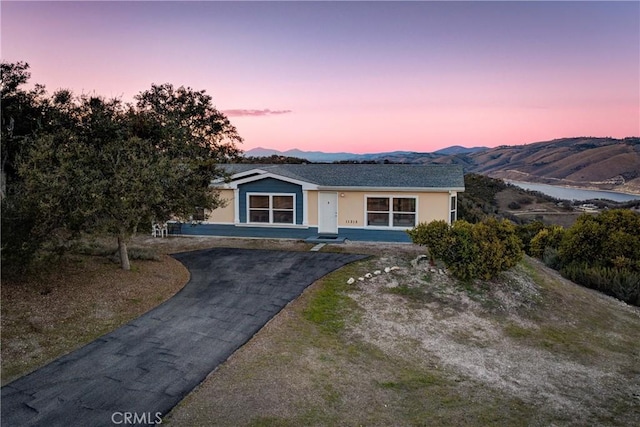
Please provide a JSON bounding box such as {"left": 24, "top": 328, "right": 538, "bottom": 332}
{"left": 2, "top": 1, "right": 638, "bottom": 153}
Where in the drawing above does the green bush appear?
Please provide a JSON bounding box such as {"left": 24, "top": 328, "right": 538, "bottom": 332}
{"left": 72, "top": 241, "right": 118, "bottom": 256}
{"left": 515, "top": 221, "right": 546, "bottom": 255}
{"left": 542, "top": 247, "right": 562, "bottom": 270}
{"left": 561, "top": 264, "right": 640, "bottom": 306}
{"left": 443, "top": 221, "right": 480, "bottom": 281}
{"left": 408, "top": 218, "right": 523, "bottom": 282}
{"left": 529, "top": 226, "right": 565, "bottom": 259}
{"left": 558, "top": 209, "right": 640, "bottom": 272}
{"left": 521, "top": 209, "right": 640, "bottom": 306}
{"left": 518, "top": 197, "right": 533, "bottom": 205}
{"left": 406, "top": 220, "right": 450, "bottom": 263}
{"left": 470, "top": 218, "right": 523, "bottom": 280}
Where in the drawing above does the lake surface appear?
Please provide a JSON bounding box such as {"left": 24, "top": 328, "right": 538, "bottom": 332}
{"left": 506, "top": 181, "right": 640, "bottom": 202}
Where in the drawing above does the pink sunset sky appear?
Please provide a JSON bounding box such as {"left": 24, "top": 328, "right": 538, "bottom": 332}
{"left": 2, "top": 1, "right": 639, "bottom": 154}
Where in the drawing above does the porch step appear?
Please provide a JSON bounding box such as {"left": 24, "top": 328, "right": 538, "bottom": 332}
{"left": 305, "top": 235, "right": 347, "bottom": 244}
{"left": 310, "top": 243, "right": 326, "bottom": 252}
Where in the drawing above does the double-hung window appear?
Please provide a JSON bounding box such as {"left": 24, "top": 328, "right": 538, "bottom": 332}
{"left": 248, "top": 194, "right": 295, "bottom": 224}
{"left": 366, "top": 196, "right": 416, "bottom": 227}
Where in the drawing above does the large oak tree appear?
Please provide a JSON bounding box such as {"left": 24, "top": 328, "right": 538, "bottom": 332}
{"left": 2, "top": 62, "right": 242, "bottom": 271}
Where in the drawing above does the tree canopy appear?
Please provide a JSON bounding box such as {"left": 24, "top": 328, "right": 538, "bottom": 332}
{"left": 558, "top": 209, "right": 640, "bottom": 272}
{"left": 1, "top": 61, "right": 242, "bottom": 272}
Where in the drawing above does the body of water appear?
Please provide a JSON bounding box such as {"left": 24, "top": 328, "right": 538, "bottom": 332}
{"left": 506, "top": 181, "right": 640, "bottom": 202}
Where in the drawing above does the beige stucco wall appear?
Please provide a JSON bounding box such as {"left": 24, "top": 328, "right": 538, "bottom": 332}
{"left": 206, "top": 189, "right": 235, "bottom": 223}
{"left": 204, "top": 188, "right": 456, "bottom": 226}
{"left": 307, "top": 190, "right": 318, "bottom": 225}
{"left": 417, "top": 192, "right": 452, "bottom": 224}
{"left": 335, "top": 190, "right": 453, "bottom": 227}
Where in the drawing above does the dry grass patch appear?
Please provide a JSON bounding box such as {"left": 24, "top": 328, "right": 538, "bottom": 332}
{"left": 129, "top": 235, "right": 315, "bottom": 255}
{"left": 1, "top": 251, "right": 188, "bottom": 385}
{"left": 166, "top": 251, "right": 640, "bottom": 426}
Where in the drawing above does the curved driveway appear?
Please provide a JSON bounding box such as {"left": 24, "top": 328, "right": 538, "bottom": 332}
{"left": 1, "top": 247, "right": 366, "bottom": 427}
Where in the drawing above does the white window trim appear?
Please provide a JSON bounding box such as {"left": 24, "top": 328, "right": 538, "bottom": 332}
{"left": 364, "top": 195, "right": 418, "bottom": 229}
{"left": 246, "top": 192, "right": 297, "bottom": 225}
{"left": 234, "top": 188, "right": 240, "bottom": 224}
{"left": 450, "top": 192, "right": 458, "bottom": 224}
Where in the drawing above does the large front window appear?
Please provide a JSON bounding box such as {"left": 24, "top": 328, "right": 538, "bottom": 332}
{"left": 248, "top": 194, "right": 295, "bottom": 224}
{"left": 367, "top": 196, "right": 416, "bottom": 227}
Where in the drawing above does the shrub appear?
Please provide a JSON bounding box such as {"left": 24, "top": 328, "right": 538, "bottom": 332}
{"left": 508, "top": 201, "right": 521, "bottom": 210}
{"left": 516, "top": 221, "right": 546, "bottom": 255}
{"left": 561, "top": 264, "right": 640, "bottom": 306}
{"left": 72, "top": 241, "right": 117, "bottom": 256}
{"left": 442, "top": 221, "right": 480, "bottom": 281}
{"left": 529, "top": 226, "right": 565, "bottom": 259}
{"left": 406, "top": 220, "right": 450, "bottom": 263}
{"left": 558, "top": 209, "right": 640, "bottom": 272}
{"left": 409, "top": 218, "right": 523, "bottom": 282}
{"left": 542, "top": 247, "right": 562, "bottom": 270}
{"left": 108, "top": 247, "right": 161, "bottom": 263}
{"left": 518, "top": 197, "right": 533, "bottom": 205}
{"left": 470, "top": 218, "right": 523, "bottom": 280}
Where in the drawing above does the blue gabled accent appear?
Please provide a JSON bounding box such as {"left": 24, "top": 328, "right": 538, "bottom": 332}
{"left": 238, "top": 178, "right": 303, "bottom": 224}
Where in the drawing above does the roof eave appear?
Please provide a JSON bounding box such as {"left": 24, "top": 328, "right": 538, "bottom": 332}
{"left": 317, "top": 186, "right": 465, "bottom": 192}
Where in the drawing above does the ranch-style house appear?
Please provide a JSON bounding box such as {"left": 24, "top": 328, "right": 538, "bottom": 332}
{"left": 168, "top": 163, "right": 465, "bottom": 243}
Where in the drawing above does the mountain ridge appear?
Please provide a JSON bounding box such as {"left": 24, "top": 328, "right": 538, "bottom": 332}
{"left": 243, "top": 145, "right": 487, "bottom": 162}
{"left": 243, "top": 137, "right": 640, "bottom": 194}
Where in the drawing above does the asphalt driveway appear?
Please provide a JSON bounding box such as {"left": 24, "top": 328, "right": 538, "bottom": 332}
{"left": 1, "top": 248, "right": 366, "bottom": 427}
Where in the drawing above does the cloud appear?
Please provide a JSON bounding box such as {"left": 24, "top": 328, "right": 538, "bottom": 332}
{"left": 223, "top": 108, "right": 293, "bottom": 117}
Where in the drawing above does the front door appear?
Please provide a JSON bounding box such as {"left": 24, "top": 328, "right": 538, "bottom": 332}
{"left": 318, "top": 192, "right": 338, "bottom": 235}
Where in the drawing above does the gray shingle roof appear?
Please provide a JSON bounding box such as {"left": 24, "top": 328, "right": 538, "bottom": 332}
{"left": 219, "top": 164, "right": 464, "bottom": 190}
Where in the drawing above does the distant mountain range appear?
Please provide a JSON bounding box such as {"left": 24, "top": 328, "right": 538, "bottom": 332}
{"left": 243, "top": 137, "right": 640, "bottom": 194}
{"left": 243, "top": 145, "right": 488, "bottom": 162}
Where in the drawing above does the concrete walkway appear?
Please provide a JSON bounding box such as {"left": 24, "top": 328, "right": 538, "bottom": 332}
{"left": 1, "top": 248, "right": 366, "bottom": 427}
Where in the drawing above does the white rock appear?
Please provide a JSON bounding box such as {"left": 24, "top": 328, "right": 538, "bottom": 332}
{"left": 373, "top": 270, "right": 382, "bottom": 275}
{"left": 390, "top": 266, "right": 400, "bottom": 271}
{"left": 364, "top": 273, "right": 373, "bottom": 279}
{"left": 358, "top": 277, "right": 365, "bottom": 281}
{"left": 384, "top": 267, "right": 391, "bottom": 273}
{"left": 411, "top": 254, "right": 428, "bottom": 268}
{"left": 346, "top": 277, "right": 355, "bottom": 285}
